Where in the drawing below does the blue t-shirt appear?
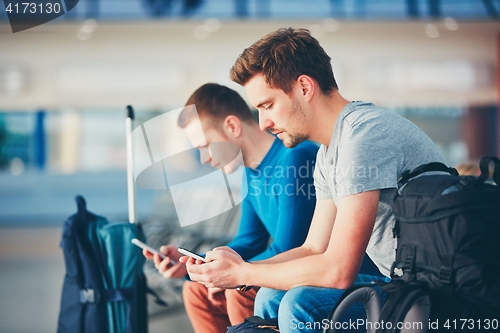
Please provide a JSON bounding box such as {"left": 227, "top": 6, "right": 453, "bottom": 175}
{"left": 226, "top": 137, "right": 318, "bottom": 261}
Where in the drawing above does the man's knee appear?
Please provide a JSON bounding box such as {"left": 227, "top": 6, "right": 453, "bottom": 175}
{"left": 255, "top": 288, "right": 281, "bottom": 306}
{"left": 255, "top": 288, "right": 285, "bottom": 318}
{"left": 278, "top": 286, "right": 347, "bottom": 326}
{"left": 182, "top": 281, "right": 208, "bottom": 306}
{"left": 279, "top": 286, "right": 313, "bottom": 313}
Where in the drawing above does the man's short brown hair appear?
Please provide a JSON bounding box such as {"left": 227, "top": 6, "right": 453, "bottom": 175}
{"left": 178, "top": 83, "right": 254, "bottom": 128}
{"left": 230, "top": 27, "right": 338, "bottom": 95}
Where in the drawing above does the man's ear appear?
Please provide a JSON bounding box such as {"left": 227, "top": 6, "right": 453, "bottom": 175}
{"left": 296, "top": 75, "right": 315, "bottom": 102}
{"left": 223, "top": 115, "right": 242, "bottom": 139}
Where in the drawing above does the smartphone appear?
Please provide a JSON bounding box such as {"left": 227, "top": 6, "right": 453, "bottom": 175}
{"left": 178, "top": 247, "right": 207, "bottom": 263}
{"left": 131, "top": 238, "right": 175, "bottom": 264}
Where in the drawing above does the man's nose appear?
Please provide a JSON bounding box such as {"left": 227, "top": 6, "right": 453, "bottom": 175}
{"left": 259, "top": 112, "right": 274, "bottom": 132}
{"left": 199, "top": 147, "right": 211, "bottom": 165}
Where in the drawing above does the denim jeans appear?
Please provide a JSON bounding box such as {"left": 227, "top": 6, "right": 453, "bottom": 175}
{"left": 254, "top": 274, "right": 388, "bottom": 333}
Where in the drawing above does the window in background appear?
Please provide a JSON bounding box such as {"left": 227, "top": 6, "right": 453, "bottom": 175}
{"left": 0, "top": 112, "right": 34, "bottom": 175}
{"left": 0, "top": 0, "right": 497, "bottom": 21}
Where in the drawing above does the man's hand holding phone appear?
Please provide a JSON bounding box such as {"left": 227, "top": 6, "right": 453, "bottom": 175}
{"left": 152, "top": 245, "right": 188, "bottom": 279}
{"left": 180, "top": 246, "right": 249, "bottom": 289}
{"left": 133, "top": 239, "right": 187, "bottom": 279}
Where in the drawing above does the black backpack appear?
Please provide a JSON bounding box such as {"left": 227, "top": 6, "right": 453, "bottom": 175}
{"left": 57, "top": 196, "right": 166, "bottom": 333}
{"left": 324, "top": 157, "right": 500, "bottom": 333}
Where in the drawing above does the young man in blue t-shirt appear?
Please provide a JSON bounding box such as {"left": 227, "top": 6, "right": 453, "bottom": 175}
{"left": 143, "top": 83, "right": 318, "bottom": 333}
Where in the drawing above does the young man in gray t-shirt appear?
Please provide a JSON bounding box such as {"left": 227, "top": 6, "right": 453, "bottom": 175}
{"left": 314, "top": 101, "right": 445, "bottom": 277}
{"left": 180, "top": 28, "right": 446, "bottom": 333}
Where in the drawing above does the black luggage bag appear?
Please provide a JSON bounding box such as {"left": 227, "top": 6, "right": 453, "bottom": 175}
{"left": 324, "top": 157, "right": 500, "bottom": 333}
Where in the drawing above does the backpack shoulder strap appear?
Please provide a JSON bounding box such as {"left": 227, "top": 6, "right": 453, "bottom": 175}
{"left": 324, "top": 283, "right": 384, "bottom": 333}
{"left": 377, "top": 282, "right": 431, "bottom": 333}
{"left": 398, "top": 162, "right": 458, "bottom": 187}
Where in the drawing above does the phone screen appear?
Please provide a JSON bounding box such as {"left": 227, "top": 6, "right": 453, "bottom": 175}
{"left": 178, "top": 247, "right": 207, "bottom": 262}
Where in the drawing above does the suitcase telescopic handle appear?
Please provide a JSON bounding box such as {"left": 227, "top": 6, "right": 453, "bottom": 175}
{"left": 126, "top": 105, "right": 137, "bottom": 223}
{"left": 478, "top": 156, "right": 500, "bottom": 185}
{"left": 397, "top": 162, "right": 459, "bottom": 187}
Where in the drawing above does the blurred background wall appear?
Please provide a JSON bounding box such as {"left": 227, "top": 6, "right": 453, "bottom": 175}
{"left": 0, "top": 1, "right": 499, "bottom": 225}
{"left": 0, "top": 1, "right": 498, "bottom": 332}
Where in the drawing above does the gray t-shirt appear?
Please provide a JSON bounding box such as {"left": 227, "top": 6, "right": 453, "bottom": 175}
{"left": 314, "top": 101, "right": 446, "bottom": 277}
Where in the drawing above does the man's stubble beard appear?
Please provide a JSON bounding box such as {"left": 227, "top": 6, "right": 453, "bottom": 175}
{"left": 283, "top": 98, "right": 309, "bottom": 148}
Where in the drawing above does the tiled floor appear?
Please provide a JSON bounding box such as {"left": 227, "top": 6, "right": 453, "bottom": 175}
{"left": 0, "top": 228, "right": 193, "bottom": 333}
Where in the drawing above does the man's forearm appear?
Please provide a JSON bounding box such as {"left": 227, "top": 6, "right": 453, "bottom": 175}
{"left": 240, "top": 252, "right": 354, "bottom": 291}
{"left": 254, "top": 245, "right": 315, "bottom": 265}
